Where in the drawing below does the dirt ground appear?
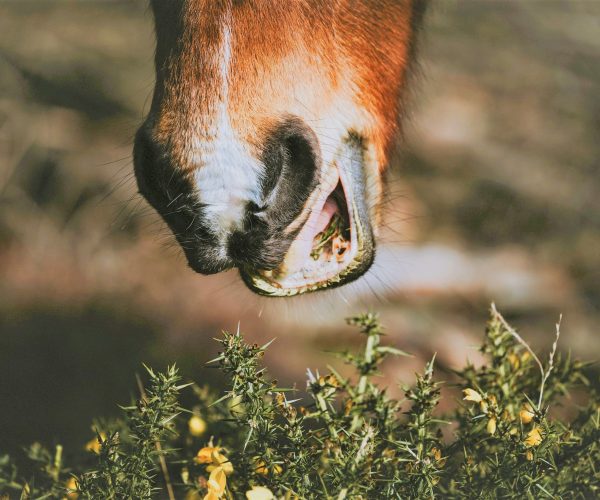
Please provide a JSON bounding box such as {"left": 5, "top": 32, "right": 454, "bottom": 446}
{"left": 1, "top": 1, "right": 598, "bottom": 454}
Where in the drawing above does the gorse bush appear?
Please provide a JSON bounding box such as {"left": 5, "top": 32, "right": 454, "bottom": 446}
{"left": 1, "top": 306, "right": 598, "bottom": 499}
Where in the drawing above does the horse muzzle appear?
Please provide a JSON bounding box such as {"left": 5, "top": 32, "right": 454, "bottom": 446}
{"left": 133, "top": 117, "right": 375, "bottom": 297}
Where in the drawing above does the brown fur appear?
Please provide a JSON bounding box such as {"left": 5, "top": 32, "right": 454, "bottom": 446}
{"left": 149, "top": 0, "right": 420, "bottom": 186}
{"left": 135, "top": 0, "right": 425, "bottom": 283}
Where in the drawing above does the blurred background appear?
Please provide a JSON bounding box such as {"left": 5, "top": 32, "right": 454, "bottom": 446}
{"left": 1, "top": 1, "right": 598, "bottom": 456}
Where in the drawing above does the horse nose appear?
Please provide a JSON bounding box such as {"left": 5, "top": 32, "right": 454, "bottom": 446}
{"left": 227, "top": 116, "right": 321, "bottom": 269}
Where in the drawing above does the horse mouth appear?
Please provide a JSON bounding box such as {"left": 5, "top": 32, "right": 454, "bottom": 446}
{"left": 241, "top": 138, "right": 374, "bottom": 296}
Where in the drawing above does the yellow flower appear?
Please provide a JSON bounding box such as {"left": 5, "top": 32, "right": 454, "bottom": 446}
{"left": 255, "top": 459, "right": 282, "bottom": 476}
{"left": 480, "top": 400, "right": 488, "bottom": 413}
{"left": 196, "top": 447, "right": 234, "bottom": 475}
{"left": 275, "top": 392, "right": 286, "bottom": 407}
{"left": 507, "top": 353, "right": 520, "bottom": 369}
{"left": 519, "top": 405, "right": 535, "bottom": 424}
{"left": 207, "top": 452, "right": 233, "bottom": 475}
{"left": 255, "top": 460, "right": 267, "bottom": 475}
{"left": 463, "top": 388, "right": 482, "bottom": 403}
{"left": 344, "top": 399, "right": 354, "bottom": 416}
{"left": 246, "top": 486, "right": 275, "bottom": 500}
{"left": 196, "top": 446, "right": 219, "bottom": 464}
{"left": 487, "top": 417, "right": 497, "bottom": 435}
{"left": 64, "top": 477, "right": 78, "bottom": 499}
{"left": 85, "top": 432, "right": 107, "bottom": 454}
{"left": 525, "top": 450, "right": 534, "bottom": 461}
{"left": 524, "top": 426, "right": 543, "bottom": 447}
{"left": 206, "top": 466, "right": 227, "bottom": 497}
{"left": 188, "top": 415, "right": 207, "bottom": 437}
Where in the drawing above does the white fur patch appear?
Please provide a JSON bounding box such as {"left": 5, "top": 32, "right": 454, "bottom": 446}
{"left": 192, "top": 15, "right": 262, "bottom": 243}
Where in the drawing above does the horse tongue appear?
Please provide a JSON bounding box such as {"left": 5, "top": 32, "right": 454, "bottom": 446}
{"left": 279, "top": 197, "right": 339, "bottom": 276}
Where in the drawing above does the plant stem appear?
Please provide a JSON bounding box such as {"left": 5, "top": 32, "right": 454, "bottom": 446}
{"left": 351, "top": 330, "right": 377, "bottom": 433}
{"left": 136, "top": 373, "right": 176, "bottom": 500}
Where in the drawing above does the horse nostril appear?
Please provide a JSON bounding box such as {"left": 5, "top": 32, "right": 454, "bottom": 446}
{"left": 224, "top": 118, "right": 323, "bottom": 272}
{"left": 258, "top": 116, "right": 321, "bottom": 229}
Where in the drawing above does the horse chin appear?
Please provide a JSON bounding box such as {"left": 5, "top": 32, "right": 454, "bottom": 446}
{"left": 240, "top": 138, "right": 375, "bottom": 297}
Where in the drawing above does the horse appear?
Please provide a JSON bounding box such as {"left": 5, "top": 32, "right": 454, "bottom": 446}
{"left": 133, "top": 0, "right": 426, "bottom": 296}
